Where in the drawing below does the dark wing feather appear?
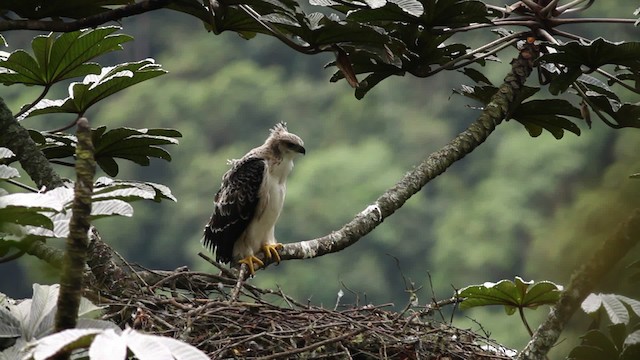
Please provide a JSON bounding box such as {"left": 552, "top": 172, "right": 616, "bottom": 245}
{"left": 203, "top": 157, "right": 265, "bottom": 263}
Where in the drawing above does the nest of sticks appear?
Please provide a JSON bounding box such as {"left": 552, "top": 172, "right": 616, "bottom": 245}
{"left": 89, "top": 252, "right": 515, "bottom": 359}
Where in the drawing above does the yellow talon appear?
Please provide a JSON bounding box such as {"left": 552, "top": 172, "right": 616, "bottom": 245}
{"left": 238, "top": 256, "right": 264, "bottom": 275}
{"left": 262, "top": 243, "right": 283, "bottom": 264}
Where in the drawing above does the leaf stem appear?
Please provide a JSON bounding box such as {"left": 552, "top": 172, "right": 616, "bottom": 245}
{"left": 426, "top": 31, "right": 526, "bottom": 77}
{"left": 519, "top": 307, "right": 534, "bottom": 337}
{"left": 14, "top": 84, "right": 51, "bottom": 120}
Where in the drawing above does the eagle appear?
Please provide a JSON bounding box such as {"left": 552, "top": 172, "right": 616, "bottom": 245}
{"left": 203, "top": 123, "right": 305, "bottom": 275}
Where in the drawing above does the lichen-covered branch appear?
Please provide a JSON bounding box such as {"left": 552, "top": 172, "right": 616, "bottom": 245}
{"left": 0, "top": 0, "right": 172, "bottom": 32}
{"left": 0, "top": 97, "right": 64, "bottom": 189}
{"left": 54, "top": 118, "right": 96, "bottom": 332}
{"left": 517, "top": 209, "right": 640, "bottom": 360}
{"left": 275, "top": 40, "right": 540, "bottom": 263}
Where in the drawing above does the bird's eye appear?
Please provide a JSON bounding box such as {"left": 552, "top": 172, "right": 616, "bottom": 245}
{"left": 285, "top": 142, "right": 296, "bottom": 149}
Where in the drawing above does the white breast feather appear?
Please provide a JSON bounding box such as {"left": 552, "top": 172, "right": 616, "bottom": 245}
{"left": 232, "top": 157, "right": 294, "bottom": 260}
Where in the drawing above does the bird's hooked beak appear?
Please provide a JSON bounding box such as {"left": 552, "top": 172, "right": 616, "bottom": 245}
{"left": 297, "top": 145, "right": 306, "bottom": 155}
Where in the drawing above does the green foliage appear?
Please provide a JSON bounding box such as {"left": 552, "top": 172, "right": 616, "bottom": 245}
{"left": 0, "top": 284, "right": 116, "bottom": 358}
{"left": 0, "top": 27, "right": 132, "bottom": 87}
{"left": 454, "top": 77, "right": 583, "bottom": 138}
{"left": 582, "top": 293, "right": 640, "bottom": 326}
{"left": 22, "top": 59, "right": 166, "bottom": 118}
{"left": 30, "top": 127, "right": 181, "bottom": 176}
{"left": 0, "top": 178, "right": 175, "bottom": 241}
{"left": 568, "top": 293, "right": 640, "bottom": 360}
{"left": 459, "top": 276, "right": 562, "bottom": 315}
{"left": 1, "top": 1, "right": 640, "bottom": 358}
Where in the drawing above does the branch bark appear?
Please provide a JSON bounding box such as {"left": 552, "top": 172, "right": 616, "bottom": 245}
{"left": 517, "top": 209, "right": 640, "bottom": 360}
{"left": 0, "top": 97, "right": 64, "bottom": 189}
{"left": 271, "top": 40, "right": 541, "bottom": 264}
{"left": 0, "top": 0, "right": 172, "bottom": 32}
{"left": 54, "top": 118, "right": 95, "bottom": 333}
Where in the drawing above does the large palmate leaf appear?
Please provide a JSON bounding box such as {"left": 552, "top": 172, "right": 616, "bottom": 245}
{"left": 22, "top": 59, "right": 166, "bottom": 118}
{"left": 459, "top": 277, "right": 562, "bottom": 315}
{"left": 91, "top": 126, "right": 180, "bottom": 176}
{"left": 570, "top": 293, "right": 640, "bottom": 360}
{"left": 0, "top": 26, "right": 132, "bottom": 87}
{"left": 512, "top": 99, "right": 582, "bottom": 139}
{"left": 93, "top": 177, "right": 176, "bottom": 203}
{"left": 31, "top": 126, "right": 180, "bottom": 176}
{"left": 0, "top": 187, "right": 69, "bottom": 240}
{"left": 0, "top": 284, "right": 116, "bottom": 359}
{"left": 582, "top": 293, "right": 640, "bottom": 325}
{"left": 321, "top": 0, "right": 490, "bottom": 98}
{"left": 543, "top": 39, "right": 640, "bottom": 75}
{"left": 454, "top": 70, "right": 583, "bottom": 138}
{"left": 23, "top": 327, "right": 208, "bottom": 360}
{"left": 3, "top": 177, "right": 176, "bottom": 240}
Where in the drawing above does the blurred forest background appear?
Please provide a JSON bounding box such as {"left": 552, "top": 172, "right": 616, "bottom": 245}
{"left": 1, "top": 0, "right": 639, "bottom": 355}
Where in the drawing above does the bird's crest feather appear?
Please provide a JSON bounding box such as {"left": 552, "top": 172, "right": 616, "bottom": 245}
{"left": 270, "top": 122, "right": 288, "bottom": 136}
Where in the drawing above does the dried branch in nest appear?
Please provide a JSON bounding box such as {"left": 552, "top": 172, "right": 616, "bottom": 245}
{"left": 94, "top": 260, "right": 515, "bottom": 360}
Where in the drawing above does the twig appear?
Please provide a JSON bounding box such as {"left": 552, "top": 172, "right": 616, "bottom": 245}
{"left": 198, "top": 251, "right": 237, "bottom": 279}
{"left": 229, "top": 263, "right": 248, "bottom": 302}
{"left": 5, "top": 178, "right": 38, "bottom": 192}
{"left": 257, "top": 328, "right": 365, "bottom": 360}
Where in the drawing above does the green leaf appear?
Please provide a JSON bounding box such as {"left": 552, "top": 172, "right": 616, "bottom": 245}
{"left": 459, "top": 276, "right": 562, "bottom": 312}
{"left": 586, "top": 98, "right": 640, "bottom": 129}
{"left": 543, "top": 39, "right": 640, "bottom": 71}
{"left": 93, "top": 127, "right": 180, "bottom": 175}
{"left": 91, "top": 200, "right": 134, "bottom": 218}
{"left": 569, "top": 330, "right": 620, "bottom": 360}
{"left": 610, "top": 323, "right": 628, "bottom": 352}
{"left": 512, "top": 99, "right": 582, "bottom": 139}
{"left": 94, "top": 177, "right": 177, "bottom": 203}
{"left": 622, "top": 330, "right": 640, "bottom": 360}
{"left": 0, "top": 192, "right": 65, "bottom": 213}
{"left": 34, "top": 127, "right": 180, "bottom": 176}
{"left": 388, "top": 0, "right": 424, "bottom": 17}
{"left": 581, "top": 293, "right": 640, "bottom": 325}
{"left": 0, "top": 207, "right": 53, "bottom": 229}
{"left": 0, "top": 27, "right": 131, "bottom": 87}
{"left": 24, "top": 59, "right": 167, "bottom": 117}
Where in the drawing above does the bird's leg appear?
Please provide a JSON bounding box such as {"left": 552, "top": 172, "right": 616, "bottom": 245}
{"left": 262, "top": 243, "right": 284, "bottom": 264}
{"left": 238, "top": 256, "right": 264, "bottom": 275}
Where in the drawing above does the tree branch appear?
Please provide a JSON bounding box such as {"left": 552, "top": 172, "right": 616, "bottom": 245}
{"left": 54, "top": 118, "right": 96, "bottom": 333}
{"left": 0, "top": 97, "right": 65, "bottom": 189}
{"left": 517, "top": 209, "right": 640, "bottom": 360}
{"left": 270, "top": 40, "right": 541, "bottom": 265}
{"left": 0, "top": 0, "right": 172, "bottom": 32}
